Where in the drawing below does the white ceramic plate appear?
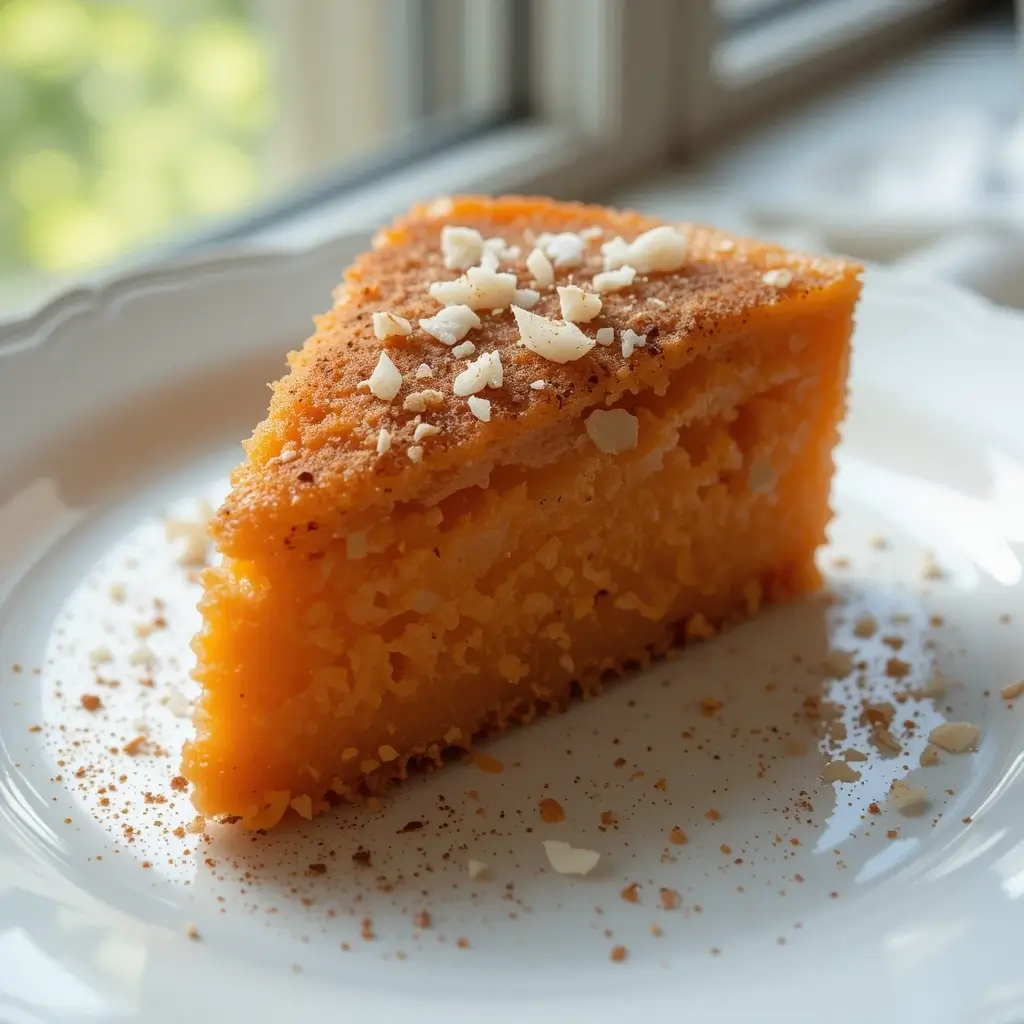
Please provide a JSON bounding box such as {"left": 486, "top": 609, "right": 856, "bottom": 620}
{"left": 2, "top": 235, "right": 1024, "bottom": 1024}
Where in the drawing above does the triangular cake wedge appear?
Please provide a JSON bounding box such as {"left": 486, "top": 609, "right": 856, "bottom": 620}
{"left": 183, "top": 195, "right": 861, "bottom": 828}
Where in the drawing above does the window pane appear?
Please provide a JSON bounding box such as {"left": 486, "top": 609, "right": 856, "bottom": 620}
{"left": 0, "top": 0, "right": 514, "bottom": 311}
{"left": 715, "top": 0, "right": 826, "bottom": 32}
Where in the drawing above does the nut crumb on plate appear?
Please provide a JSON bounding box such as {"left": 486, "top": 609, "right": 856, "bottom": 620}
{"left": 539, "top": 797, "right": 566, "bottom": 823}
{"left": 620, "top": 883, "right": 640, "bottom": 903}
{"left": 852, "top": 615, "right": 877, "bottom": 638}
{"left": 885, "top": 657, "right": 912, "bottom": 679}
{"left": 821, "top": 760, "right": 861, "bottom": 784}
{"left": 871, "top": 728, "right": 902, "bottom": 754}
{"left": 542, "top": 840, "right": 600, "bottom": 876}
{"left": 89, "top": 646, "right": 113, "bottom": 666}
{"left": 889, "top": 779, "right": 928, "bottom": 815}
{"left": 928, "top": 721, "right": 980, "bottom": 754}
{"left": 659, "top": 887, "right": 681, "bottom": 910}
{"left": 821, "top": 648, "right": 855, "bottom": 679}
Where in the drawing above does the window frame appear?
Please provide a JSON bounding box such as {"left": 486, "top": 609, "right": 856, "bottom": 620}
{"left": 184, "top": 0, "right": 978, "bottom": 253}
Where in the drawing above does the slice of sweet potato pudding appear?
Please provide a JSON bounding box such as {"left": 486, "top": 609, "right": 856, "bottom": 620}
{"left": 182, "top": 195, "right": 861, "bottom": 828}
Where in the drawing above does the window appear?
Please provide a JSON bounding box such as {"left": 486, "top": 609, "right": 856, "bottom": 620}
{"left": 0, "top": 0, "right": 979, "bottom": 312}
{"left": 0, "top": 0, "right": 518, "bottom": 309}
{"left": 676, "top": 0, "right": 975, "bottom": 145}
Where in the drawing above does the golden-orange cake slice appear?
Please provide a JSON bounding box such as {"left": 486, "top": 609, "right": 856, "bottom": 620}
{"left": 182, "top": 195, "right": 861, "bottom": 828}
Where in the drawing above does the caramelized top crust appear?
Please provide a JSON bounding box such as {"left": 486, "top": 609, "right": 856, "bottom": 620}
{"left": 214, "top": 194, "right": 861, "bottom": 558}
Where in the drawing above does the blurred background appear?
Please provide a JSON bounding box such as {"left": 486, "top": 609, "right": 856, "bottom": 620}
{"left": 0, "top": 0, "right": 1019, "bottom": 314}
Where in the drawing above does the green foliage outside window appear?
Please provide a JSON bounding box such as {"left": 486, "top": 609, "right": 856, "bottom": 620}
{"left": 0, "top": 0, "right": 272, "bottom": 277}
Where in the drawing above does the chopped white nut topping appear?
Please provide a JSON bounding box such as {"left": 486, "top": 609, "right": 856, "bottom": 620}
{"left": 467, "top": 859, "right": 488, "bottom": 880}
{"left": 593, "top": 265, "right": 637, "bottom": 293}
{"left": 276, "top": 448, "right": 298, "bottom": 464}
{"left": 371, "top": 311, "right": 412, "bottom": 340}
{"left": 415, "top": 363, "right": 433, "bottom": 379}
{"left": 426, "top": 196, "right": 454, "bottom": 218}
{"left": 453, "top": 351, "right": 503, "bottom": 396}
{"left": 821, "top": 761, "right": 861, "bottom": 784}
{"left": 928, "top": 721, "right": 980, "bottom": 754}
{"left": 585, "top": 408, "right": 639, "bottom": 454}
{"left": 513, "top": 288, "right": 541, "bottom": 310}
{"left": 441, "top": 225, "right": 484, "bottom": 270}
{"left": 467, "top": 396, "right": 492, "bottom": 422}
{"left": 452, "top": 340, "right": 476, "bottom": 359}
{"left": 478, "top": 246, "right": 500, "bottom": 272}
{"left": 403, "top": 389, "right": 444, "bottom": 413}
{"left": 648, "top": 296, "right": 667, "bottom": 307}
{"left": 429, "top": 266, "right": 517, "bottom": 310}
{"left": 600, "top": 236, "right": 632, "bottom": 272}
{"left": 603, "top": 226, "right": 688, "bottom": 272}
{"left": 536, "top": 231, "right": 586, "bottom": 267}
{"left": 557, "top": 285, "right": 602, "bottom": 323}
{"left": 429, "top": 278, "right": 473, "bottom": 306}
{"left": 526, "top": 247, "right": 555, "bottom": 288}
{"left": 620, "top": 328, "right": 647, "bottom": 358}
{"left": 512, "top": 306, "right": 595, "bottom": 364}
{"left": 542, "top": 839, "right": 600, "bottom": 876}
{"left": 376, "top": 428, "right": 392, "bottom": 456}
{"left": 407, "top": 445, "right": 424, "bottom": 463}
{"left": 625, "top": 226, "right": 688, "bottom": 272}
{"left": 413, "top": 423, "right": 440, "bottom": 442}
{"left": 762, "top": 268, "right": 793, "bottom": 288}
{"left": 484, "top": 236, "right": 518, "bottom": 264}
{"left": 530, "top": 379, "right": 547, "bottom": 390}
{"left": 580, "top": 226, "right": 603, "bottom": 240}
{"left": 420, "top": 304, "right": 481, "bottom": 346}
{"left": 362, "top": 351, "right": 403, "bottom": 401}
{"left": 889, "top": 779, "right": 929, "bottom": 815}
{"left": 595, "top": 327, "right": 615, "bottom": 346}
{"left": 467, "top": 264, "right": 518, "bottom": 304}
